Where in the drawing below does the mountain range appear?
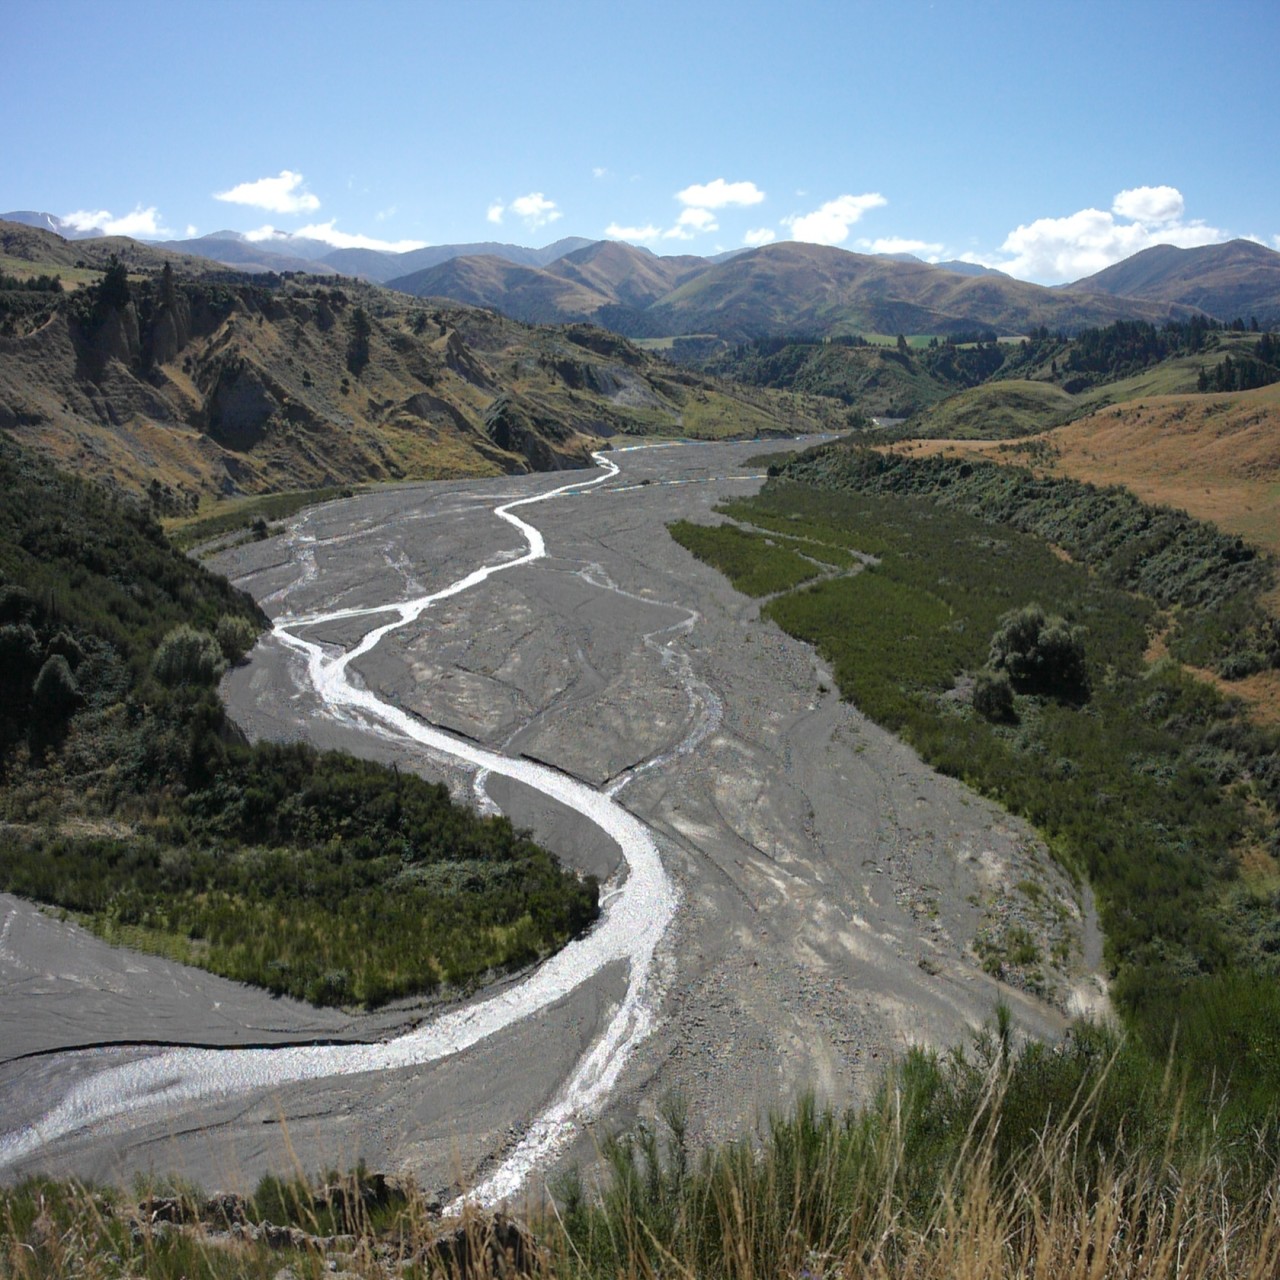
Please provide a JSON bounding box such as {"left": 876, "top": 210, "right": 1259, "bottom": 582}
{"left": 8, "top": 210, "right": 1280, "bottom": 338}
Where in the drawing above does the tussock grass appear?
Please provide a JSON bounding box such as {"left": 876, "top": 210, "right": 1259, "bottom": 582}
{"left": 7, "top": 1019, "right": 1280, "bottom": 1278}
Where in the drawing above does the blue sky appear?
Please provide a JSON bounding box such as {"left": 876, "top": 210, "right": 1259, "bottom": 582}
{"left": 5, "top": 0, "right": 1279, "bottom": 283}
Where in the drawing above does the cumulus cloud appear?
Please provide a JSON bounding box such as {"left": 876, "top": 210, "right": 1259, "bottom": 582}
{"left": 290, "top": 220, "right": 427, "bottom": 252}
{"left": 859, "top": 236, "right": 946, "bottom": 258}
{"left": 743, "top": 227, "right": 776, "bottom": 247}
{"left": 243, "top": 225, "right": 288, "bottom": 242}
{"left": 214, "top": 170, "right": 320, "bottom": 215}
{"left": 605, "top": 222, "right": 662, "bottom": 244}
{"left": 185, "top": 224, "right": 198, "bottom": 238}
{"left": 986, "top": 186, "right": 1225, "bottom": 282}
{"left": 63, "top": 206, "right": 172, "bottom": 238}
{"left": 676, "top": 178, "right": 766, "bottom": 210}
{"left": 592, "top": 166, "right": 611, "bottom": 179}
{"left": 610, "top": 177, "right": 767, "bottom": 246}
{"left": 509, "top": 192, "right": 561, "bottom": 229}
{"left": 783, "top": 193, "right": 888, "bottom": 246}
{"left": 486, "top": 201, "right": 505, "bottom": 225}
{"left": 665, "top": 207, "right": 719, "bottom": 240}
{"left": 1111, "top": 185, "right": 1183, "bottom": 224}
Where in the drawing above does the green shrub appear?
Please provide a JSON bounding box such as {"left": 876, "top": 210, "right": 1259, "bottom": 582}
{"left": 973, "top": 667, "right": 1015, "bottom": 721}
{"left": 31, "top": 654, "right": 79, "bottom": 721}
{"left": 152, "top": 626, "right": 226, "bottom": 688}
{"left": 215, "top": 613, "right": 260, "bottom": 664}
{"left": 989, "top": 603, "right": 1088, "bottom": 698}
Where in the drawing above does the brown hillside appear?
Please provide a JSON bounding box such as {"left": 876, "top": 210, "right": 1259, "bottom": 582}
{"left": 0, "top": 261, "right": 816, "bottom": 503}
{"left": 0, "top": 219, "right": 213, "bottom": 278}
{"left": 1070, "top": 239, "right": 1280, "bottom": 326}
{"left": 895, "top": 384, "right": 1280, "bottom": 557}
{"left": 389, "top": 254, "right": 606, "bottom": 324}
{"left": 546, "top": 241, "right": 708, "bottom": 309}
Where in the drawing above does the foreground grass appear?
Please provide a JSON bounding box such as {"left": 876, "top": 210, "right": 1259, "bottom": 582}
{"left": 6, "top": 1019, "right": 1280, "bottom": 1279}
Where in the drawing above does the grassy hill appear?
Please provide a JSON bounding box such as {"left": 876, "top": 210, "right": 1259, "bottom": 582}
{"left": 905, "top": 382, "right": 1280, "bottom": 565}
{"left": 891, "top": 324, "right": 1277, "bottom": 440}
{"left": 385, "top": 238, "right": 1205, "bottom": 341}
{"left": 388, "top": 240, "right": 707, "bottom": 325}
{"left": 897, "top": 379, "right": 1077, "bottom": 439}
{"left": 642, "top": 242, "right": 1196, "bottom": 340}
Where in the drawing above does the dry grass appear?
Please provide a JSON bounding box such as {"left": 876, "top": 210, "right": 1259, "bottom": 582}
{"left": 891, "top": 383, "right": 1280, "bottom": 557}
{"left": 7, "top": 1083, "right": 1278, "bottom": 1280}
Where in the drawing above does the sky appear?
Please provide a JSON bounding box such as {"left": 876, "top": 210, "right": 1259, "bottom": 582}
{"left": 5, "top": 0, "right": 1280, "bottom": 285}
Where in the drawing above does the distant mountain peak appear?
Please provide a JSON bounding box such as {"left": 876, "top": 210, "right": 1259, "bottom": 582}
{"left": 1, "top": 210, "right": 104, "bottom": 240}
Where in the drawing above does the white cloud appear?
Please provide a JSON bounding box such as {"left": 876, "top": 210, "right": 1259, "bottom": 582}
{"left": 743, "top": 227, "right": 776, "bottom": 247}
{"left": 985, "top": 187, "right": 1225, "bottom": 283}
{"left": 63, "top": 206, "right": 171, "bottom": 238}
{"left": 859, "top": 236, "right": 945, "bottom": 258}
{"left": 783, "top": 193, "right": 888, "bottom": 246}
{"left": 185, "top": 224, "right": 198, "bottom": 238}
{"left": 605, "top": 222, "right": 662, "bottom": 244}
{"left": 214, "top": 170, "right": 320, "bottom": 215}
{"left": 486, "top": 201, "right": 505, "bottom": 225}
{"left": 612, "top": 178, "right": 766, "bottom": 246}
{"left": 592, "top": 166, "right": 610, "bottom": 179}
{"left": 375, "top": 204, "right": 397, "bottom": 223}
{"left": 509, "top": 192, "right": 561, "bottom": 229}
{"left": 1272, "top": 234, "right": 1280, "bottom": 250}
{"left": 1111, "top": 185, "right": 1183, "bottom": 225}
{"left": 243, "top": 224, "right": 288, "bottom": 242}
{"left": 675, "top": 178, "right": 766, "bottom": 210}
{"left": 290, "top": 220, "right": 428, "bottom": 252}
{"left": 664, "top": 207, "right": 719, "bottom": 240}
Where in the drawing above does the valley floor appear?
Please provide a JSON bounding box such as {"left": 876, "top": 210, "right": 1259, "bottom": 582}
{"left": 0, "top": 440, "right": 1101, "bottom": 1199}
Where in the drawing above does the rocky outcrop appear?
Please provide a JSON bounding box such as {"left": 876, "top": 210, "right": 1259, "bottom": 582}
{"left": 484, "top": 393, "right": 584, "bottom": 471}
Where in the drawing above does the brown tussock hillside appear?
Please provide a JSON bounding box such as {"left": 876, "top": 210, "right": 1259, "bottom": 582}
{"left": 890, "top": 382, "right": 1280, "bottom": 558}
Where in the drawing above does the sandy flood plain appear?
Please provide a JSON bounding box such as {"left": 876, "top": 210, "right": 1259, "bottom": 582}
{"left": 0, "top": 439, "right": 1104, "bottom": 1197}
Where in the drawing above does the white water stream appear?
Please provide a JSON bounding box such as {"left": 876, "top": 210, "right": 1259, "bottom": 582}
{"left": 0, "top": 452, "right": 679, "bottom": 1205}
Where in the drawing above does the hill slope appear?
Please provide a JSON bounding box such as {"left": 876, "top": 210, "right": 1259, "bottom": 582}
{"left": 648, "top": 242, "right": 1199, "bottom": 339}
{"left": 1070, "top": 239, "right": 1280, "bottom": 327}
{"left": 385, "top": 239, "right": 709, "bottom": 321}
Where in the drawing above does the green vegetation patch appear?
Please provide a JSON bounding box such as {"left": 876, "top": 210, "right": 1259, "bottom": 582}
{"left": 166, "top": 485, "right": 359, "bottom": 551}
{"left": 668, "top": 520, "right": 824, "bottom": 595}
{"left": 777, "top": 443, "right": 1277, "bottom": 674}
{"left": 901, "top": 379, "right": 1077, "bottom": 439}
{"left": 4, "top": 743, "right": 597, "bottom": 1006}
{"left": 671, "top": 470, "right": 1280, "bottom": 1108}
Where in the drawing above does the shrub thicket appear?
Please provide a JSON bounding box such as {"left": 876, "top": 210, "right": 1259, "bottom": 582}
{"left": 775, "top": 444, "right": 1276, "bottom": 674}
